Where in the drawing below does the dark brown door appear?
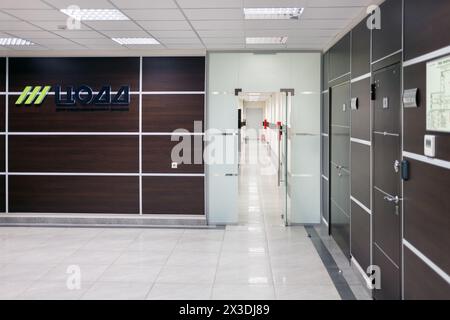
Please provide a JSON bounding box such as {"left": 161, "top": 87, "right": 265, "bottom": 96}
{"left": 330, "top": 82, "right": 351, "bottom": 259}
{"left": 372, "top": 63, "right": 402, "bottom": 300}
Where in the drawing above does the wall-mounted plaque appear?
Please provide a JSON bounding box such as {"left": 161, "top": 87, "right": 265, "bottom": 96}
{"left": 403, "top": 88, "right": 418, "bottom": 108}
{"left": 426, "top": 55, "right": 450, "bottom": 133}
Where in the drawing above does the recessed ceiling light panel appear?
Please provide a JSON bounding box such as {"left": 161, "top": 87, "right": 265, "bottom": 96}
{"left": 0, "top": 38, "right": 34, "bottom": 46}
{"left": 246, "top": 37, "right": 288, "bottom": 45}
{"left": 60, "top": 9, "right": 129, "bottom": 21}
{"left": 244, "top": 8, "right": 304, "bottom": 20}
{"left": 112, "top": 38, "right": 160, "bottom": 45}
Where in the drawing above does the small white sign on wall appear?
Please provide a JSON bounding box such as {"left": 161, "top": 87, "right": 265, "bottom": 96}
{"left": 426, "top": 55, "right": 450, "bottom": 133}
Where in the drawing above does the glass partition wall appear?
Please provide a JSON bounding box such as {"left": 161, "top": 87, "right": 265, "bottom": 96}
{"left": 207, "top": 52, "right": 321, "bottom": 225}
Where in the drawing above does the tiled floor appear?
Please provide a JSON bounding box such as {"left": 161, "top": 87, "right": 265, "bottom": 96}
{"left": 0, "top": 140, "right": 365, "bottom": 300}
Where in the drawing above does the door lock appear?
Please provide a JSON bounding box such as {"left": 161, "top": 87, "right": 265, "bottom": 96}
{"left": 383, "top": 195, "right": 403, "bottom": 204}
{"left": 394, "top": 160, "right": 400, "bottom": 173}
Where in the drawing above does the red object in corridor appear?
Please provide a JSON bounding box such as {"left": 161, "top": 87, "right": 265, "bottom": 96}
{"left": 263, "top": 119, "right": 269, "bottom": 129}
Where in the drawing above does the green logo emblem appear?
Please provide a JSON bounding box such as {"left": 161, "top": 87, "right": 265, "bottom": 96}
{"left": 15, "top": 85, "right": 51, "bottom": 105}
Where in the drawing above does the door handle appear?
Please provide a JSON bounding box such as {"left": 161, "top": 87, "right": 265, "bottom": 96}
{"left": 394, "top": 160, "right": 400, "bottom": 173}
{"left": 225, "top": 173, "right": 238, "bottom": 177}
{"left": 383, "top": 195, "right": 403, "bottom": 204}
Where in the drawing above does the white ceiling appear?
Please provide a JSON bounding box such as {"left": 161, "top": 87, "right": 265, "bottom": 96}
{"left": 0, "top": 0, "right": 379, "bottom": 55}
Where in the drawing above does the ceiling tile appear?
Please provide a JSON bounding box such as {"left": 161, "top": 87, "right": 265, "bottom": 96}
{"left": 139, "top": 20, "right": 192, "bottom": 31}
{"left": 198, "top": 30, "right": 244, "bottom": 37}
{"left": 30, "top": 20, "right": 93, "bottom": 31}
{"left": 73, "top": 38, "right": 118, "bottom": 45}
{"left": 5, "top": 30, "right": 60, "bottom": 39}
{"left": 84, "top": 21, "right": 142, "bottom": 31}
{"left": 53, "top": 30, "right": 105, "bottom": 38}
{"left": 309, "top": 0, "right": 373, "bottom": 7}
{"left": 202, "top": 37, "right": 244, "bottom": 45}
{"left": 44, "top": 0, "right": 115, "bottom": 9}
{"left": 6, "top": 44, "right": 49, "bottom": 50}
{"left": 0, "top": 11, "right": 18, "bottom": 20}
{"left": 158, "top": 38, "right": 202, "bottom": 44}
{"left": 177, "top": 0, "right": 242, "bottom": 8}
{"left": 123, "top": 9, "right": 185, "bottom": 20}
{"left": 0, "top": 1, "right": 52, "bottom": 9}
{"left": 206, "top": 43, "right": 245, "bottom": 49}
{"left": 302, "top": 7, "right": 364, "bottom": 19}
{"left": 243, "top": 0, "right": 307, "bottom": 7}
{"left": 85, "top": 43, "right": 126, "bottom": 50}
{"left": 184, "top": 9, "right": 243, "bottom": 20}
{"left": 124, "top": 44, "right": 165, "bottom": 49}
{"left": 165, "top": 43, "right": 204, "bottom": 49}
{"left": 297, "top": 19, "right": 350, "bottom": 29}
{"left": 244, "top": 20, "right": 303, "bottom": 30}
{"left": 111, "top": 0, "right": 177, "bottom": 8}
{"left": 150, "top": 30, "right": 197, "bottom": 38}
{"left": 190, "top": 20, "right": 244, "bottom": 30}
{"left": 3, "top": 9, "right": 68, "bottom": 21}
{"left": 100, "top": 30, "right": 150, "bottom": 38}
{"left": 245, "top": 28, "right": 337, "bottom": 37}
{"left": 33, "top": 38, "right": 80, "bottom": 45}
{"left": 0, "top": 21, "right": 39, "bottom": 31}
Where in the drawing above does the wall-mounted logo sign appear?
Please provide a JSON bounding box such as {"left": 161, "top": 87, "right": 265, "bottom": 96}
{"left": 15, "top": 85, "right": 130, "bottom": 111}
{"left": 15, "top": 86, "right": 52, "bottom": 105}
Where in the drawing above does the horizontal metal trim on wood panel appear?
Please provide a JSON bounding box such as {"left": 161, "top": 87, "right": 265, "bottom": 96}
{"left": 350, "top": 195, "right": 371, "bottom": 215}
{"left": 403, "top": 151, "right": 450, "bottom": 170}
{"left": 371, "top": 49, "right": 403, "bottom": 65}
{"left": 7, "top": 132, "right": 204, "bottom": 136}
{"left": 403, "top": 45, "right": 450, "bottom": 67}
{"left": 8, "top": 172, "right": 205, "bottom": 177}
{"left": 403, "top": 239, "right": 450, "bottom": 285}
{"left": 329, "top": 72, "right": 351, "bottom": 83}
{"left": 351, "top": 72, "right": 371, "bottom": 83}
{"left": 350, "top": 137, "right": 371, "bottom": 146}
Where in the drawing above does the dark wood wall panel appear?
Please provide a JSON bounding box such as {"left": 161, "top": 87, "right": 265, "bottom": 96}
{"left": 350, "top": 78, "right": 371, "bottom": 141}
{"left": 373, "top": 244, "right": 400, "bottom": 300}
{"left": 9, "top": 176, "right": 139, "bottom": 213}
{"left": 372, "top": 0, "right": 402, "bottom": 62}
{"left": 142, "top": 176, "right": 204, "bottom": 214}
{"left": 403, "top": 158, "right": 450, "bottom": 274}
{"left": 143, "top": 135, "right": 203, "bottom": 173}
{"left": 351, "top": 201, "right": 370, "bottom": 270}
{"left": 9, "top": 136, "right": 139, "bottom": 173}
{"left": 9, "top": 57, "right": 140, "bottom": 92}
{"left": 0, "top": 58, "right": 5, "bottom": 92}
{"left": 142, "top": 57, "right": 205, "bottom": 92}
{"left": 351, "top": 19, "right": 370, "bottom": 78}
{"left": 0, "top": 95, "right": 5, "bottom": 132}
{"left": 351, "top": 142, "right": 370, "bottom": 208}
{"left": 0, "top": 175, "right": 4, "bottom": 212}
{"left": 404, "top": 0, "right": 450, "bottom": 61}
{"left": 329, "top": 33, "right": 350, "bottom": 80}
{"left": 0, "top": 135, "right": 4, "bottom": 172}
{"left": 142, "top": 94, "right": 204, "bottom": 132}
{"left": 404, "top": 62, "right": 450, "bottom": 161}
{"left": 9, "top": 94, "right": 139, "bottom": 132}
{"left": 404, "top": 246, "right": 450, "bottom": 300}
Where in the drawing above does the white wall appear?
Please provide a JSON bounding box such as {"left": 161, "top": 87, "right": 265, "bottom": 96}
{"left": 207, "top": 52, "right": 321, "bottom": 225}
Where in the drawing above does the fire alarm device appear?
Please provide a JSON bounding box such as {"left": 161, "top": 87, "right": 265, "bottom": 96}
{"left": 424, "top": 135, "right": 436, "bottom": 157}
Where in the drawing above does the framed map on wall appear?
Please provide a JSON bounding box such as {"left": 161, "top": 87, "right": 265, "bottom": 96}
{"left": 426, "top": 55, "right": 450, "bottom": 133}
